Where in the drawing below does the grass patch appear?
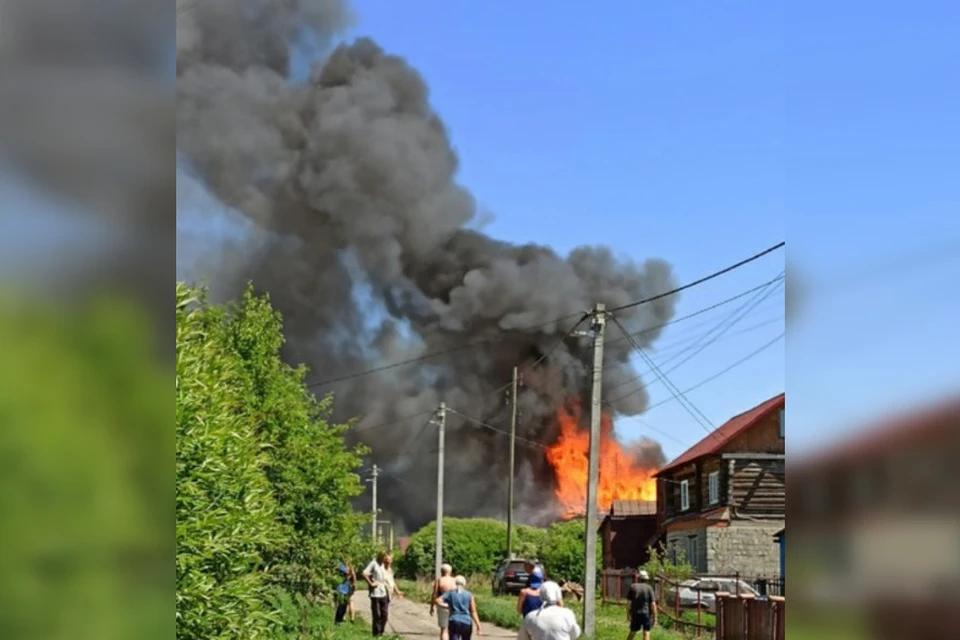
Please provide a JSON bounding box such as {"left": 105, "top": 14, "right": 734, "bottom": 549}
{"left": 266, "top": 587, "right": 401, "bottom": 640}
{"left": 397, "top": 579, "right": 687, "bottom": 640}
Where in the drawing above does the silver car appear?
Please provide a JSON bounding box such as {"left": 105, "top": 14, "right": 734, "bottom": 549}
{"left": 660, "top": 577, "right": 759, "bottom": 613}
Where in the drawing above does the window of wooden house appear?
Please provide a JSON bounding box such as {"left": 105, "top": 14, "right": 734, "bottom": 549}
{"left": 708, "top": 471, "right": 720, "bottom": 505}
{"left": 680, "top": 479, "right": 690, "bottom": 511}
{"left": 779, "top": 408, "right": 785, "bottom": 438}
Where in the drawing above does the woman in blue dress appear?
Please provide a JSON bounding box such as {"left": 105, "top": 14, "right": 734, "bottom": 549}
{"left": 334, "top": 558, "right": 356, "bottom": 624}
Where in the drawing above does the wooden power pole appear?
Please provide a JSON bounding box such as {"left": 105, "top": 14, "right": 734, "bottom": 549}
{"left": 506, "top": 366, "right": 519, "bottom": 560}
{"left": 582, "top": 303, "right": 606, "bottom": 637}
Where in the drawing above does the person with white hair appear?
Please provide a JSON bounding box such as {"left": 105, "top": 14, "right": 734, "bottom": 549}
{"left": 517, "top": 581, "right": 581, "bottom": 640}
{"left": 430, "top": 563, "right": 457, "bottom": 640}
{"left": 625, "top": 570, "right": 657, "bottom": 640}
{"left": 435, "top": 575, "right": 482, "bottom": 640}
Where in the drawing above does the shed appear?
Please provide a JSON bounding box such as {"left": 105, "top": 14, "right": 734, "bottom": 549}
{"left": 599, "top": 500, "right": 659, "bottom": 569}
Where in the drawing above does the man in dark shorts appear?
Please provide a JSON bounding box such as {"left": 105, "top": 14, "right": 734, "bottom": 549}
{"left": 626, "top": 570, "right": 657, "bottom": 640}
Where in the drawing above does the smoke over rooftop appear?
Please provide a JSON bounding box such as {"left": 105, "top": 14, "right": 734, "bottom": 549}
{"left": 176, "top": 0, "right": 674, "bottom": 529}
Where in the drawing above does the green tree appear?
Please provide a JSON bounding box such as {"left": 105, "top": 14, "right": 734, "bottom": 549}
{"left": 225, "top": 286, "right": 368, "bottom": 599}
{"left": 177, "top": 284, "right": 282, "bottom": 638}
{"left": 538, "top": 518, "right": 602, "bottom": 584}
{"left": 177, "top": 283, "right": 370, "bottom": 638}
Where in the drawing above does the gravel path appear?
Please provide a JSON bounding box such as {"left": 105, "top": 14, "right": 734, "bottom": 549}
{"left": 351, "top": 592, "right": 516, "bottom": 639}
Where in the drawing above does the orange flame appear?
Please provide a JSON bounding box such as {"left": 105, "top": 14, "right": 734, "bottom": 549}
{"left": 545, "top": 399, "right": 658, "bottom": 518}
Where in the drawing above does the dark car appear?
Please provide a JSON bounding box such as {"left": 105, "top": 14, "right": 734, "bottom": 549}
{"left": 492, "top": 559, "right": 545, "bottom": 596}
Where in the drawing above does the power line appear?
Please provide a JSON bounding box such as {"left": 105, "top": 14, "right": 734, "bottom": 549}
{"left": 604, "top": 273, "right": 785, "bottom": 349}
{"left": 608, "top": 314, "right": 717, "bottom": 437}
{"left": 607, "top": 241, "right": 784, "bottom": 314}
{"left": 349, "top": 313, "right": 590, "bottom": 436}
{"left": 446, "top": 406, "right": 547, "bottom": 450}
{"left": 305, "top": 241, "right": 784, "bottom": 390}
{"left": 306, "top": 312, "right": 586, "bottom": 390}
{"left": 604, "top": 276, "right": 784, "bottom": 402}
{"left": 345, "top": 275, "right": 782, "bottom": 439}
{"left": 639, "top": 331, "right": 785, "bottom": 415}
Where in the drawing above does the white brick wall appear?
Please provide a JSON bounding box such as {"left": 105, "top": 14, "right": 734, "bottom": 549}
{"left": 705, "top": 521, "right": 783, "bottom": 576}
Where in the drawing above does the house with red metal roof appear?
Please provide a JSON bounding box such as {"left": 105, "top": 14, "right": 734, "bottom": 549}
{"left": 654, "top": 393, "right": 785, "bottom": 577}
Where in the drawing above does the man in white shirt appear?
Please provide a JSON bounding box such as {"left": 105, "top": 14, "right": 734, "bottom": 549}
{"left": 517, "top": 581, "right": 582, "bottom": 640}
{"left": 363, "top": 552, "right": 402, "bottom": 636}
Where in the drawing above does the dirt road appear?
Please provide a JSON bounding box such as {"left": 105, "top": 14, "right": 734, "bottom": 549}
{"left": 351, "top": 592, "right": 516, "bottom": 639}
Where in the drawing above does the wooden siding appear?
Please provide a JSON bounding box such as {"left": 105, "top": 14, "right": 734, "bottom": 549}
{"left": 723, "top": 409, "right": 785, "bottom": 455}
{"left": 729, "top": 459, "right": 785, "bottom": 516}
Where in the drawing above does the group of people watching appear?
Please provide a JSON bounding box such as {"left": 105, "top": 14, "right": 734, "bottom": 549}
{"left": 430, "top": 560, "right": 582, "bottom": 640}
{"left": 338, "top": 554, "right": 658, "bottom": 640}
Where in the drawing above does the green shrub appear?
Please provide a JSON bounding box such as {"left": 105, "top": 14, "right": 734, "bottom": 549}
{"left": 539, "top": 518, "right": 601, "bottom": 583}
{"left": 399, "top": 518, "right": 507, "bottom": 578}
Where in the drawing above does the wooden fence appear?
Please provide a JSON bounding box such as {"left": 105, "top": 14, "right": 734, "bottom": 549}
{"left": 716, "top": 593, "right": 785, "bottom": 640}
{"left": 601, "top": 570, "right": 785, "bottom": 639}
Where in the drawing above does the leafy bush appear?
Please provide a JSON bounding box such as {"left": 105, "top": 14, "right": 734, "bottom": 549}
{"left": 177, "top": 284, "right": 371, "bottom": 637}
{"left": 641, "top": 542, "right": 694, "bottom": 582}
{"left": 399, "top": 518, "right": 506, "bottom": 578}
{"left": 398, "top": 518, "right": 547, "bottom": 578}
{"left": 538, "top": 518, "right": 601, "bottom": 583}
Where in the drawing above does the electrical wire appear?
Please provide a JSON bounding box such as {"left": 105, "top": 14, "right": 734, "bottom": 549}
{"left": 350, "top": 313, "right": 589, "bottom": 438}
{"left": 445, "top": 407, "right": 547, "bottom": 450}
{"left": 618, "top": 331, "right": 784, "bottom": 422}
{"left": 608, "top": 314, "right": 717, "bottom": 437}
{"left": 607, "top": 241, "right": 784, "bottom": 314}
{"left": 305, "top": 241, "right": 784, "bottom": 390}
{"left": 604, "top": 276, "right": 784, "bottom": 403}
{"left": 604, "top": 273, "right": 785, "bottom": 349}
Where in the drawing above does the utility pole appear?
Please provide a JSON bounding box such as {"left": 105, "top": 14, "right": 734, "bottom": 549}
{"left": 506, "top": 366, "right": 519, "bottom": 560}
{"left": 582, "top": 303, "right": 606, "bottom": 637}
{"left": 434, "top": 402, "right": 446, "bottom": 579}
{"left": 370, "top": 464, "right": 379, "bottom": 544}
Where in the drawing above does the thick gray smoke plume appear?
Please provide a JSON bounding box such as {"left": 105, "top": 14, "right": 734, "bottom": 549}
{"left": 177, "top": 0, "right": 674, "bottom": 529}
